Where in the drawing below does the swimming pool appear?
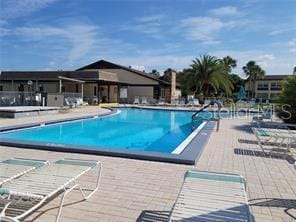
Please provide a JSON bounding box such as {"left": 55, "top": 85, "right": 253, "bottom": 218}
{"left": 0, "top": 108, "right": 216, "bottom": 164}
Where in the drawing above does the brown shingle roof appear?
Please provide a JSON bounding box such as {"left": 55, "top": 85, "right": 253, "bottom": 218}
{"left": 76, "top": 59, "right": 178, "bottom": 86}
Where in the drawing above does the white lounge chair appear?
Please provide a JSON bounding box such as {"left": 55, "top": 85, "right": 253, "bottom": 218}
{"left": 179, "top": 98, "right": 185, "bottom": 106}
{"left": 204, "top": 99, "right": 211, "bottom": 105}
{"left": 158, "top": 97, "right": 166, "bottom": 105}
{"left": 170, "top": 170, "right": 253, "bottom": 222}
{"left": 193, "top": 99, "right": 200, "bottom": 106}
{"left": 0, "top": 158, "right": 102, "bottom": 222}
{"left": 252, "top": 106, "right": 273, "bottom": 123}
{"left": 252, "top": 127, "right": 296, "bottom": 154}
{"left": 141, "top": 97, "right": 148, "bottom": 105}
{"left": 0, "top": 158, "right": 47, "bottom": 186}
{"left": 133, "top": 96, "right": 140, "bottom": 104}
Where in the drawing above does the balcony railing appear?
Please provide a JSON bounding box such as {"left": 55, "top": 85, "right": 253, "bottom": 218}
{"left": 270, "top": 87, "right": 282, "bottom": 91}
{"left": 257, "top": 87, "right": 269, "bottom": 91}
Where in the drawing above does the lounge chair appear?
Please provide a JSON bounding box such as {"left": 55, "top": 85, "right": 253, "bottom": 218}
{"left": 252, "top": 106, "right": 272, "bottom": 123}
{"left": 193, "top": 99, "right": 200, "bottom": 106}
{"left": 158, "top": 97, "right": 166, "bottom": 105}
{"left": 187, "top": 98, "right": 200, "bottom": 107}
{"left": 0, "top": 158, "right": 102, "bottom": 222}
{"left": 171, "top": 99, "right": 178, "bottom": 106}
{"left": 204, "top": 99, "right": 211, "bottom": 105}
{"left": 252, "top": 127, "right": 296, "bottom": 154}
{"left": 179, "top": 98, "right": 185, "bottom": 106}
{"left": 170, "top": 170, "right": 253, "bottom": 222}
{"left": 0, "top": 158, "right": 47, "bottom": 186}
{"left": 133, "top": 96, "right": 140, "bottom": 104}
{"left": 141, "top": 97, "right": 148, "bottom": 105}
{"left": 248, "top": 99, "right": 256, "bottom": 109}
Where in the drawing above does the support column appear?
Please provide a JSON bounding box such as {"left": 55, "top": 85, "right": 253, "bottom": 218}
{"left": 36, "top": 79, "right": 38, "bottom": 92}
{"left": 59, "top": 79, "right": 62, "bottom": 93}
{"left": 107, "top": 85, "right": 110, "bottom": 103}
{"left": 81, "top": 84, "right": 84, "bottom": 100}
{"left": 97, "top": 83, "right": 100, "bottom": 104}
{"left": 117, "top": 83, "right": 120, "bottom": 103}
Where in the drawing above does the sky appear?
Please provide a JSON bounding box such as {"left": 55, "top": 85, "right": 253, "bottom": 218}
{"left": 0, "top": 0, "right": 295, "bottom": 77}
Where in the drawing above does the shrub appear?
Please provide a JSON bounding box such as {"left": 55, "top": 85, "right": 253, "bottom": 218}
{"left": 277, "top": 75, "right": 296, "bottom": 123}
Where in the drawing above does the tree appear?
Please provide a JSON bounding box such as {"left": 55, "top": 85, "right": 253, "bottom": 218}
{"left": 177, "top": 68, "right": 194, "bottom": 96}
{"left": 164, "top": 68, "right": 176, "bottom": 75}
{"left": 221, "top": 56, "right": 237, "bottom": 73}
{"left": 150, "top": 69, "right": 160, "bottom": 78}
{"left": 229, "top": 74, "right": 244, "bottom": 91}
{"left": 277, "top": 75, "right": 296, "bottom": 123}
{"left": 293, "top": 66, "right": 296, "bottom": 75}
{"left": 243, "top": 61, "right": 265, "bottom": 99}
{"left": 185, "top": 55, "right": 234, "bottom": 98}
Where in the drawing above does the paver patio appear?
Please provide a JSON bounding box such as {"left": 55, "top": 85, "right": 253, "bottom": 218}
{"left": 0, "top": 106, "right": 295, "bottom": 222}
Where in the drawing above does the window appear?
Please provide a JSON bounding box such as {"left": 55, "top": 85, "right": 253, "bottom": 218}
{"left": 75, "top": 84, "right": 79, "bottom": 93}
{"left": 270, "top": 82, "right": 281, "bottom": 90}
{"left": 0, "top": 85, "right": 3, "bottom": 91}
{"left": 61, "top": 86, "right": 65, "bottom": 92}
{"left": 257, "top": 82, "right": 269, "bottom": 90}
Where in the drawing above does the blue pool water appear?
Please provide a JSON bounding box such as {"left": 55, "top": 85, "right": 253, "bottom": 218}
{"left": 0, "top": 108, "right": 212, "bottom": 154}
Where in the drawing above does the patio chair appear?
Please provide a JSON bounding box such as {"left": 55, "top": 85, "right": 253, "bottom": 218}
{"left": 248, "top": 99, "right": 256, "bottom": 109}
{"left": 193, "top": 99, "right": 200, "bottom": 106}
{"left": 179, "top": 98, "right": 186, "bottom": 106}
{"left": 204, "top": 99, "right": 211, "bottom": 105}
{"left": 0, "top": 158, "right": 47, "bottom": 186}
{"left": 158, "top": 97, "right": 166, "bottom": 105}
{"left": 0, "top": 158, "right": 102, "bottom": 222}
{"left": 141, "top": 97, "right": 148, "bottom": 105}
{"left": 251, "top": 127, "right": 294, "bottom": 154}
{"left": 252, "top": 106, "right": 272, "bottom": 122}
{"left": 170, "top": 170, "right": 253, "bottom": 222}
{"left": 133, "top": 96, "right": 140, "bottom": 104}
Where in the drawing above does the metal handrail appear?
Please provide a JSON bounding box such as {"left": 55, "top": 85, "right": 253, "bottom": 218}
{"left": 191, "top": 101, "right": 223, "bottom": 131}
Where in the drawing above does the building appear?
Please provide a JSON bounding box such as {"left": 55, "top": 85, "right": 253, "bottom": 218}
{"left": 0, "top": 60, "right": 181, "bottom": 105}
{"left": 245, "top": 75, "right": 290, "bottom": 100}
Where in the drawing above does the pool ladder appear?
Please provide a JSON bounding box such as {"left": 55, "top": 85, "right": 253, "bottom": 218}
{"left": 191, "top": 101, "right": 221, "bottom": 132}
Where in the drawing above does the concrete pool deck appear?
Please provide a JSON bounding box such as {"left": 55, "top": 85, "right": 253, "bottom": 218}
{"left": 0, "top": 106, "right": 295, "bottom": 222}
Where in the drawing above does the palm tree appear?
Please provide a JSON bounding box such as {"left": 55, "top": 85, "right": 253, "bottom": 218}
{"left": 151, "top": 69, "right": 160, "bottom": 77}
{"left": 187, "top": 55, "right": 234, "bottom": 98}
{"left": 222, "top": 56, "right": 237, "bottom": 73}
{"left": 243, "top": 61, "right": 265, "bottom": 99}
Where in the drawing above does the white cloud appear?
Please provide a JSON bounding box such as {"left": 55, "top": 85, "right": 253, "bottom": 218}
{"left": 211, "top": 50, "right": 294, "bottom": 76}
{"left": 269, "top": 27, "right": 296, "bottom": 36}
{"left": 121, "top": 14, "right": 166, "bottom": 38}
{"left": 1, "top": 0, "right": 58, "bottom": 19}
{"left": 0, "top": 20, "right": 10, "bottom": 37}
{"left": 130, "top": 65, "right": 146, "bottom": 71}
{"left": 209, "top": 6, "right": 240, "bottom": 16}
{"left": 15, "top": 24, "right": 98, "bottom": 62}
{"left": 115, "top": 55, "right": 194, "bottom": 73}
{"left": 287, "top": 38, "right": 296, "bottom": 53}
{"left": 180, "top": 17, "right": 225, "bottom": 44}
{"left": 136, "top": 15, "right": 164, "bottom": 23}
